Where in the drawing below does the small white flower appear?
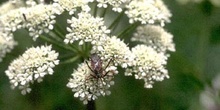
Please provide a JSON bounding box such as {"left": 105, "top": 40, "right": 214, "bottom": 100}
{"left": 22, "top": 4, "right": 60, "bottom": 40}
{"left": 5, "top": 45, "right": 59, "bottom": 94}
{"left": 25, "top": 0, "right": 37, "bottom": 7}
{"left": 96, "top": 0, "right": 130, "bottom": 12}
{"left": 67, "top": 62, "right": 117, "bottom": 104}
{"left": 92, "top": 36, "right": 134, "bottom": 68}
{"left": 0, "top": 32, "right": 17, "bottom": 62}
{"left": 0, "top": 0, "right": 24, "bottom": 15}
{"left": 127, "top": 44, "right": 169, "bottom": 88}
{"left": 125, "top": 0, "right": 172, "bottom": 26}
{"left": 53, "top": 0, "right": 92, "bottom": 15}
{"left": 132, "top": 25, "right": 175, "bottom": 52}
{"left": 0, "top": 7, "right": 27, "bottom": 32}
{"left": 0, "top": 4, "right": 60, "bottom": 40}
{"left": 65, "top": 12, "right": 110, "bottom": 44}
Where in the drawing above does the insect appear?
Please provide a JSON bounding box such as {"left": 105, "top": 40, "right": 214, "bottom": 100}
{"left": 86, "top": 53, "right": 113, "bottom": 79}
{"left": 22, "top": 13, "right": 27, "bottom": 21}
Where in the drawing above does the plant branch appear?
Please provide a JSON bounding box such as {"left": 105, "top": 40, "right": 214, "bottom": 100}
{"left": 117, "top": 22, "right": 139, "bottom": 38}
{"left": 108, "top": 9, "right": 125, "bottom": 30}
{"left": 39, "top": 35, "right": 76, "bottom": 53}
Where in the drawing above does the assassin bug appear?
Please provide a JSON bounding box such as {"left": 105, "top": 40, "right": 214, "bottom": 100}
{"left": 86, "top": 53, "right": 114, "bottom": 79}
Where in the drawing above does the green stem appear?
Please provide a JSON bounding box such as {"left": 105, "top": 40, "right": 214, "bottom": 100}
{"left": 60, "top": 55, "right": 81, "bottom": 64}
{"left": 117, "top": 22, "right": 139, "bottom": 38}
{"left": 93, "top": 2, "right": 98, "bottom": 17}
{"left": 48, "top": 32, "right": 62, "bottom": 42}
{"left": 86, "top": 100, "right": 96, "bottom": 110}
{"left": 50, "top": 27, "right": 86, "bottom": 56}
{"left": 69, "top": 43, "right": 85, "bottom": 57}
{"left": 100, "top": 7, "right": 108, "bottom": 18}
{"left": 108, "top": 9, "right": 125, "bottom": 30}
{"left": 53, "top": 27, "right": 65, "bottom": 40}
{"left": 85, "top": 42, "right": 91, "bottom": 53}
{"left": 59, "top": 53, "right": 75, "bottom": 60}
{"left": 39, "top": 35, "right": 76, "bottom": 53}
{"left": 55, "top": 23, "right": 66, "bottom": 36}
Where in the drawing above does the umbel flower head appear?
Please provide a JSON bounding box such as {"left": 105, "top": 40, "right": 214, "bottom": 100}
{"left": 52, "top": 0, "right": 92, "bottom": 15}
{"left": 0, "top": 0, "right": 24, "bottom": 15}
{"left": 65, "top": 12, "right": 110, "bottom": 45}
{"left": 92, "top": 36, "right": 134, "bottom": 68}
{"left": 0, "top": 7, "right": 26, "bottom": 32}
{"left": 22, "top": 4, "right": 61, "bottom": 40}
{"left": 96, "top": 0, "right": 129, "bottom": 12}
{"left": 125, "top": 0, "right": 172, "bottom": 26}
{"left": 132, "top": 25, "right": 175, "bottom": 53}
{"left": 5, "top": 45, "right": 59, "bottom": 95}
{"left": 0, "top": 32, "right": 17, "bottom": 62}
{"left": 67, "top": 61, "right": 118, "bottom": 104}
{"left": 126, "top": 45, "right": 169, "bottom": 88}
{"left": 0, "top": 3, "right": 61, "bottom": 40}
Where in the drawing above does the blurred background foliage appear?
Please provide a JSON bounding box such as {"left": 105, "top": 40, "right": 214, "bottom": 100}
{"left": 1, "top": 0, "right": 220, "bottom": 110}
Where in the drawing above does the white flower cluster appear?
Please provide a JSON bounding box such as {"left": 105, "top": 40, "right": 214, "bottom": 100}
{"left": 0, "top": 32, "right": 17, "bottom": 62}
{"left": 67, "top": 62, "right": 118, "bottom": 104}
{"left": 126, "top": 45, "right": 169, "bottom": 88}
{"left": 132, "top": 25, "right": 175, "bottom": 52}
{"left": 92, "top": 36, "right": 134, "bottom": 68}
{"left": 22, "top": 4, "right": 61, "bottom": 40}
{"left": 65, "top": 12, "right": 110, "bottom": 45}
{"left": 53, "top": 0, "right": 92, "bottom": 15}
{"left": 200, "top": 74, "right": 220, "bottom": 110}
{"left": 0, "top": 4, "right": 61, "bottom": 40}
{"left": 0, "top": 0, "right": 24, "bottom": 15}
{"left": 96, "top": 0, "right": 129, "bottom": 12}
{"left": 0, "top": 7, "right": 26, "bottom": 32}
{"left": 5, "top": 45, "right": 59, "bottom": 95}
{"left": 125, "top": 0, "right": 171, "bottom": 26}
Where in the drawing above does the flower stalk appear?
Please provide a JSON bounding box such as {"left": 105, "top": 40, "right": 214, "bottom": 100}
{"left": 86, "top": 100, "right": 96, "bottom": 110}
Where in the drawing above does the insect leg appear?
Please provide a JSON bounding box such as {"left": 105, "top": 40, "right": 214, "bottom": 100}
{"left": 104, "top": 58, "right": 113, "bottom": 70}
{"left": 85, "top": 61, "right": 97, "bottom": 78}
{"left": 102, "top": 70, "right": 113, "bottom": 78}
{"left": 86, "top": 61, "right": 95, "bottom": 73}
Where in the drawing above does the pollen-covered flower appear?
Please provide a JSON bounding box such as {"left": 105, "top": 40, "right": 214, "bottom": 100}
{"left": 92, "top": 36, "right": 133, "bottom": 68}
{"left": 5, "top": 45, "right": 59, "bottom": 95}
{"left": 125, "top": 0, "right": 171, "bottom": 26}
{"left": 53, "top": 0, "right": 92, "bottom": 15}
{"left": 127, "top": 45, "right": 169, "bottom": 88}
{"left": 65, "top": 12, "right": 110, "bottom": 45}
{"left": 67, "top": 62, "right": 117, "bottom": 104}
{"left": 132, "top": 25, "right": 175, "bottom": 52}
{"left": 0, "top": 32, "right": 17, "bottom": 62}
{"left": 96, "top": 0, "right": 129, "bottom": 12}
